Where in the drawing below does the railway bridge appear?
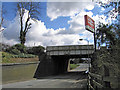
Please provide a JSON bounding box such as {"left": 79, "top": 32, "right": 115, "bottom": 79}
{"left": 34, "top": 45, "right": 94, "bottom": 78}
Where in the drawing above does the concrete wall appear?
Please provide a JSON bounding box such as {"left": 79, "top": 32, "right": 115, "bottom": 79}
{"left": 52, "top": 56, "right": 70, "bottom": 74}
{"left": 34, "top": 54, "right": 70, "bottom": 78}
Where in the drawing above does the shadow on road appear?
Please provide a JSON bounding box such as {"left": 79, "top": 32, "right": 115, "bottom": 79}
{"left": 36, "top": 71, "right": 87, "bottom": 80}
{"left": 34, "top": 71, "right": 88, "bottom": 89}
{"left": 2, "top": 71, "right": 88, "bottom": 89}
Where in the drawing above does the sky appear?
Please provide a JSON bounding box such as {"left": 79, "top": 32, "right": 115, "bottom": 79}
{"left": 0, "top": 0, "right": 114, "bottom": 47}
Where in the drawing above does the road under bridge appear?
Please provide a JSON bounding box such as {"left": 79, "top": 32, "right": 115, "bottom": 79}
{"left": 34, "top": 45, "right": 94, "bottom": 78}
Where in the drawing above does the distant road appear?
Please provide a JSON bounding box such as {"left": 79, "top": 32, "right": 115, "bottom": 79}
{"left": 2, "top": 63, "right": 88, "bottom": 89}
{"left": 70, "top": 63, "right": 89, "bottom": 72}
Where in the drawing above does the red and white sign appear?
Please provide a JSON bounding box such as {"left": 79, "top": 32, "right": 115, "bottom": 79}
{"left": 84, "top": 15, "right": 95, "bottom": 33}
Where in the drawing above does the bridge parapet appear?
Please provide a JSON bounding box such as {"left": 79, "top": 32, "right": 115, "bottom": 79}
{"left": 46, "top": 45, "right": 94, "bottom": 56}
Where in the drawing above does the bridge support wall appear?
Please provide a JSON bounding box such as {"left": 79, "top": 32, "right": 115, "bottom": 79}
{"left": 34, "top": 54, "right": 54, "bottom": 78}
{"left": 34, "top": 54, "right": 70, "bottom": 78}
{"left": 52, "top": 56, "right": 70, "bottom": 74}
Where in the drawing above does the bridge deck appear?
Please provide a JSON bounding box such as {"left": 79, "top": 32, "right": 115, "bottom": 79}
{"left": 46, "top": 45, "right": 94, "bottom": 56}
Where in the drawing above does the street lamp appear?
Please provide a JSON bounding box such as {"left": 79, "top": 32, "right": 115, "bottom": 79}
{"left": 79, "top": 39, "right": 90, "bottom": 73}
{"left": 79, "top": 39, "right": 89, "bottom": 44}
{"left": 0, "top": 28, "right": 4, "bottom": 32}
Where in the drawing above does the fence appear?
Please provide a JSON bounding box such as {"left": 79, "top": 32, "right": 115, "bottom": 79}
{"left": 88, "top": 72, "right": 120, "bottom": 90}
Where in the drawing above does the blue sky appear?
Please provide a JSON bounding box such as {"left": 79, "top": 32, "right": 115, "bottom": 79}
{"left": 3, "top": 2, "right": 71, "bottom": 30}
{"left": 1, "top": 1, "right": 114, "bottom": 47}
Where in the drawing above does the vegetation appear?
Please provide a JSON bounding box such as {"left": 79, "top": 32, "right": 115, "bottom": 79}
{"left": 6, "top": 44, "right": 27, "bottom": 54}
{"left": 96, "top": 2, "right": 120, "bottom": 48}
{"left": 92, "top": 46, "right": 120, "bottom": 76}
{"left": 1, "top": 43, "right": 45, "bottom": 63}
{"left": 1, "top": 51, "right": 38, "bottom": 63}
{"left": 91, "top": 2, "right": 120, "bottom": 78}
{"left": 27, "top": 45, "right": 45, "bottom": 55}
{"left": 70, "top": 64, "right": 79, "bottom": 70}
{"left": 2, "top": 52, "right": 16, "bottom": 63}
{"left": 17, "top": 2, "right": 41, "bottom": 45}
{"left": 5, "top": 44, "right": 45, "bottom": 55}
{"left": 96, "top": 24, "right": 117, "bottom": 48}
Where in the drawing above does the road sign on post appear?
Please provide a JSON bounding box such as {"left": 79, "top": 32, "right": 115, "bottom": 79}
{"left": 84, "top": 15, "right": 96, "bottom": 51}
{"left": 84, "top": 15, "right": 95, "bottom": 33}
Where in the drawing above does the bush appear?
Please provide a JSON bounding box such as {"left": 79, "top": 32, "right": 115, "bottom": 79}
{"left": 27, "top": 45, "right": 45, "bottom": 55}
{"left": 92, "top": 46, "right": 120, "bottom": 76}
{"left": 14, "top": 44, "right": 27, "bottom": 53}
{"left": 2, "top": 52, "right": 15, "bottom": 63}
{"left": 13, "top": 53, "right": 37, "bottom": 58}
{"left": 10, "top": 49, "right": 21, "bottom": 55}
{"left": 5, "top": 43, "right": 27, "bottom": 54}
{"left": 1, "top": 51, "right": 37, "bottom": 63}
{"left": 5, "top": 44, "right": 45, "bottom": 56}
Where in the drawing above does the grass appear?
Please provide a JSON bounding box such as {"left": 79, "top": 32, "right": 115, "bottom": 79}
{"left": 1, "top": 52, "right": 38, "bottom": 63}
{"left": 70, "top": 64, "right": 79, "bottom": 70}
{"left": 1, "top": 52, "right": 15, "bottom": 63}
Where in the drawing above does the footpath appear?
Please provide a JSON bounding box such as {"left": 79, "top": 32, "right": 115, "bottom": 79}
{"left": 2, "top": 65, "right": 88, "bottom": 89}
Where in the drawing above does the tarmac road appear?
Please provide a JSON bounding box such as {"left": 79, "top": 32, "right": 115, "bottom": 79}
{"left": 70, "top": 63, "right": 89, "bottom": 72}
{"left": 2, "top": 64, "right": 88, "bottom": 89}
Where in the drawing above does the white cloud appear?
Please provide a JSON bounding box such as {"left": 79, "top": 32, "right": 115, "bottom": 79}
{"left": 47, "top": 2, "right": 95, "bottom": 21}
{"left": 56, "top": 10, "right": 94, "bottom": 43}
{"left": 2, "top": 2, "right": 110, "bottom": 47}
{"left": 2, "top": 13, "right": 20, "bottom": 45}
{"left": 47, "top": 0, "right": 93, "bottom": 2}
{"left": 25, "top": 19, "right": 88, "bottom": 47}
{"left": 2, "top": 10, "right": 88, "bottom": 47}
{"left": 46, "top": 2, "right": 97, "bottom": 45}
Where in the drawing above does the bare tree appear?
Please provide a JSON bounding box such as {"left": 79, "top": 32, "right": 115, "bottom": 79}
{"left": 17, "top": 2, "right": 40, "bottom": 45}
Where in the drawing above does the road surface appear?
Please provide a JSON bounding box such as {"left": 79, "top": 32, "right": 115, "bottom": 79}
{"left": 70, "top": 63, "right": 89, "bottom": 72}
{"left": 2, "top": 63, "right": 88, "bottom": 89}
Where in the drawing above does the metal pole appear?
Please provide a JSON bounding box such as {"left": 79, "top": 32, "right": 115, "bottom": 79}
{"left": 94, "top": 24, "right": 96, "bottom": 51}
{"left": 79, "top": 39, "right": 90, "bottom": 89}
{"left": 85, "top": 39, "right": 90, "bottom": 72}
{"left": 79, "top": 39, "right": 90, "bottom": 72}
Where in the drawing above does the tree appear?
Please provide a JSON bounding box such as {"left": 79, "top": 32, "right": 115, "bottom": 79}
{"left": 98, "top": 2, "right": 120, "bottom": 37}
{"left": 17, "top": 2, "right": 40, "bottom": 45}
{"left": 96, "top": 2, "right": 120, "bottom": 47}
{"left": 96, "top": 23, "right": 116, "bottom": 48}
{"left": 5, "top": 44, "right": 27, "bottom": 54}
{"left": 98, "top": 2, "right": 119, "bottom": 19}
{"left": 27, "top": 45, "right": 45, "bottom": 55}
{"left": 14, "top": 44, "right": 27, "bottom": 53}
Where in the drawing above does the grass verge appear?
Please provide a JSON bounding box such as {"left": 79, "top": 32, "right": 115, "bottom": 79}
{"left": 70, "top": 64, "right": 79, "bottom": 70}
{"left": 1, "top": 52, "right": 38, "bottom": 63}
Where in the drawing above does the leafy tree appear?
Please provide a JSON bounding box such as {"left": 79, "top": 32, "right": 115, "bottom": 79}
{"left": 96, "top": 2, "right": 120, "bottom": 47}
{"left": 96, "top": 23, "right": 116, "bottom": 48}
{"left": 98, "top": 2, "right": 119, "bottom": 19}
{"left": 6, "top": 44, "right": 27, "bottom": 54}
{"left": 27, "top": 45, "right": 45, "bottom": 55}
{"left": 14, "top": 44, "right": 26, "bottom": 53}
{"left": 17, "top": 2, "right": 41, "bottom": 45}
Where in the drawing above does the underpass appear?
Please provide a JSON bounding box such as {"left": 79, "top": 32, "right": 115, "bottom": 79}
{"left": 2, "top": 45, "right": 95, "bottom": 89}
{"left": 34, "top": 45, "right": 94, "bottom": 78}
{"left": 2, "top": 64, "right": 88, "bottom": 89}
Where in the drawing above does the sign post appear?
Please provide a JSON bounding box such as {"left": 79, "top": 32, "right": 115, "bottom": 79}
{"left": 84, "top": 15, "right": 96, "bottom": 51}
